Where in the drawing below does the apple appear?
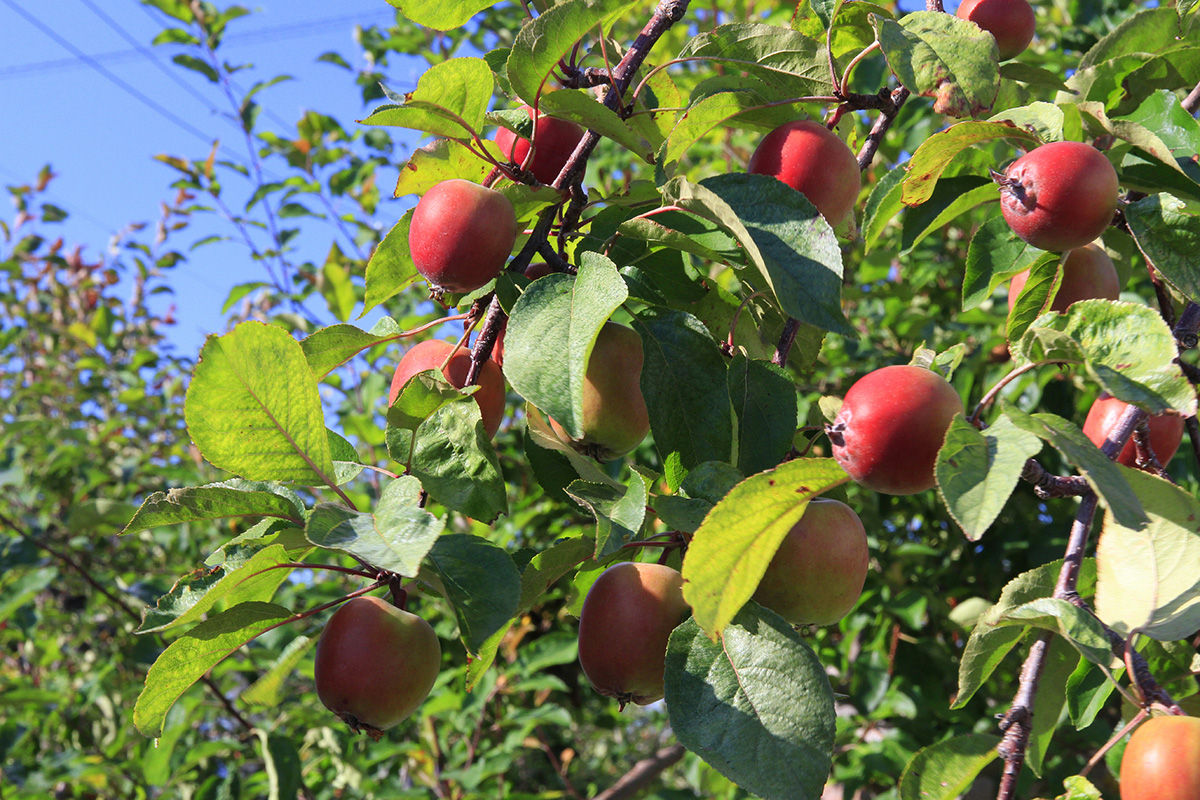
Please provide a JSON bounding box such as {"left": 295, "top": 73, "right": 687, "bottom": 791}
{"left": 314, "top": 596, "right": 441, "bottom": 738}
{"left": 955, "top": 0, "right": 1036, "bottom": 61}
{"left": 1008, "top": 241, "right": 1121, "bottom": 314}
{"left": 577, "top": 561, "right": 690, "bottom": 707}
{"left": 829, "top": 365, "right": 964, "bottom": 495}
{"left": 1119, "top": 716, "right": 1200, "bottom": 800}
{"left": 748, "top": 120, "right": 862, "bottom": 227}
{"left": 997, "top": 141, "right": 1119, "bottom": 253}
{"left": 409, "top": 179, "right": 518, "bottom": 294}
{"left": 494, "top": 106, "right": 586, "bottom": 186}
{"left": 390, "top": 339, "right": 506, "bottom": 438}
{"left": 1082, "top": 392, "right": 1184, "bottom": 468}
{"left": 752, "top": 498, "right": 869, "bottom": 625}
{"left": 548, "top": 321, "right": 650, "bottom": 461}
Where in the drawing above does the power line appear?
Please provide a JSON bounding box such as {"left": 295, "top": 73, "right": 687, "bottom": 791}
{"left": 0, "top": 8, "right": 395, "bottom": 79}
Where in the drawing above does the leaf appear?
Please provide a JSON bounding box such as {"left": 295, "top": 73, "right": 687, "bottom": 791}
{"left": 134, "top": 602, "right": 293, "bottom": 738}
{"left": 502, "top": 253, "right": 628, "bottom": 439}
{"left": 656, "top": 89, "right": 772, "bottom": 182}
{"left": 359, "top": 58, "right": 493, "bottom": 140}
{"left": 900, "top": 176, "right": 995, "bottom": 254}
{"left": 935, "top": 415, "right": 1042, "bottom": 541}
{"left": 185, "top": 322, "right": 334, "bottom": 485}
{"left": 537, "top": 90, "right": 654, "bottom": 162}
{"left": 517, "top": 534, "right": 596, "bottom": 613}
{"left": 565, "top": 470, "right": 648, "bottom": 558}
{"left": 903, "top": 120, "right": 1038, "bottom": 206}
{"left": 1095, "top": 469, "right": 1200, "bottom": 642}
{"left": 728, "top": 355, "right": 798, "bottom": 476}
{"left": 409, "top": 400, "right": 509, "bottom": 523}
{"left": 632, "top": 307, "right": 736, "bottom": 484}
{"left": 994, "top": 598, "right": 1115, "bottom": 666}
{"left": 395, "top": 138, "right": 494, "bottom": 198}
{"left": 862, "top": 162, "right": 906, "bottom": 252}
{"left": 122, "top": 481, "right": 304, "bottom": 535}
{"left": 362, "top": 212, "right": 420, "bottom": 317}
{"left": 665, "top": 609, "right": 836, "bottom": 800}
{"left": 675, "top": 23, "right": 830, "bottom": 97}
{"left": 241, "top": 635, "right": 314, "bottom": 707}
{"left": 1006, "top": 253, "right": 1063, "bottom": 341}
{"left": 507, "top": 0, "right": 640, "bottom": 106}
{"left": 962, "top": 216, "right": 1056, "bottom": 310}
{"left": 305, "top": 477, "right": 444, "bottom": 576}
{"left": 301, "top": 318, "right": 404, "bottom": 379}
{"left": 423, "top": 534, "right": 521, "bottom": 656}
{"left": 1027, "top": 637, "right": 1076, "bottom": 776}
{"left": 321, "top": 242, "right": 356, "bottom": 322}
{"left": 898, "top": 734, "right": 1000, "bottom": 800}
{"left": 1065, "top": 656, "right": 1119, "bottom": 731}
{"left": 875, "top": 12, "right": 1000, "bottom": 118}
{"left": 385, "top": 0, "right": 498, "bottom": 29}
{"left": 1126, "top": 194, "right": 1200, "bottom": 303}
{"left": 682, "top": 458, "right": 848, "bottom": 639}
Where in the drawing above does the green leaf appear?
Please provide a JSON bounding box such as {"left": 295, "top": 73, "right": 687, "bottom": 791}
{"left": 656, "top": 90, "right": 772, "bottom": 182}
{"left": 1096, "top": 469, "right": 1200, "bottom": 642}
{"left": 1001, "top": 404, "right": 1147, "bottom": 532}
{"left": 185, "top": 322, "right": 335, "bottom": 485}
{"left": 1126, "top": 194, "right": 1200, "bottom": 303}
{"left": 423, "top": 534, "right": 521, "bottom": 656}
{"left": 171, "top": 53, "right": 219, "bottom": 83}
{"left": 506, "top": 0, "right": 640, "bottom": 106}
{"left": 682, "top": 458, "right": 848, "bottom": 639}
{"left": 257, "top": 731, "right": 302, "bottom": 800}
{"left": 359, "top": 58, "right": 493, "bottom": 140}
{"left": 0, "top": 568, "right": 55, "bottom": 624}
{"left": 564, "top": 470, "right": 648, "bottom": 558}
{"left": 1027, "top": 637, "right": 1076, "bottom": 776}
{"left": 675, "top": 23, "right": 830, "bottom": 97}
{"left": 994, "top": 598, "right": 1115, "bottom": 665}
{"left": 385, "top": 0, "right": 498, "bottom": 30}
{"left": 728, "top": 355, "right": 798, "bottom": 476}
{"left": 385, "top": 369, "right": 472, "bottom": 463}
{"left": 122, "top": 480, "right": 304, "bottom": 535}
{"left": 954, "top": 559, "right": 1096, "bottom": 708}
{"left": 517, "top": 534, "right": 596, "bottom": 613}
{"left": 134, "top": 602, "right": 293, "bottom": 738}
{"left": 362, "top": 212, "right": 419, "bottom": 317}
{"left": 862, "top": 161, "right": 906, "bottom": 252}
{"left": 875, "top": 12, "right": 999, "bottom": 119}
{"left": 305, "top": 477, "right": 444, "bottom": 576}
{"left": 898, "top": 734, "right": 1000, "bottom": 800}
{"left": 538, "top": 90, "right": 654, "bottom": 162}
{"left": 999, "top": 63, "right": 1072, "bottom": 93}
{"left": 1006, "top": 253, "right": 1063, "bottom": 340}
{"left": 665, "top": 174, "right": 852, "bottom": 336}
{"left": 935, "top": 415, "right": 1042, "bottom": 541}
{"left": 301, "top": 318, "right": 404, "bottom": 380}
{"left": 990, "top": 101, "right": 1075, "bottom": 144}
{"left": 1065, "top": 656, "right": 1119, "bottom": 731}
{"left": 241, "top": 635, "right": 314, "bottom": 707}
{"left": 410, "top": 400, "right": 509, "bottom": 522}
{"left": 320, "top": 243, "right": 357, "bottom": 322}
{"left": 395, "top": 138, "right": 494, "bottom": 198}
{"left": 665, "top": 608, "right": 836, "bottom": 800}
{"left": 900, "top": 176, "right": 994, "bottom": 254}
{"left": 503, "top": 253, "right": 628, "bottom": 439}
{"left": 632, "top": 307, "right": 736, "bottom": 483}
{"left": 903, "top": 120, "right": 1038, "bottom": 206}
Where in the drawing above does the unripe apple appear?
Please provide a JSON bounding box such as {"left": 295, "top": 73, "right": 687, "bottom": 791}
{"left": 829, "top": 365, "right": 964, "bottom": 495}
{"left": 577, "top": 561, "right": 690, "bottom": 707}
{"left": 409, "top": 179, "right": 518, "bottom": 294}
{"left": 997, "top": 141, "right": 1119, "bottom": 253}
{"left": 494, "top": 106, "right": 586, "bottom": 186}
{"left": 314, "top": 596, "right": 441, "bottom": 738}
{"left": 748, "top": 120, "right": 862, "bottom": 227}
{"left": 956, "top": 0, "right": 1036, "bottom": 61}
{"left": 753, "top": 498, "right": 869, "bottom": 625}
{"left": 1008, "top": 241, "right": 1121, "bottom": 314}
{"left": 1082, "top": 392, "right": 1184, "bottom": 468}
{"left": 1119, "top": 716, "right": 1200, "bottom": 800}
{"left": 548, "top": 322, "right": 650, "bottom": 461}
{"left": 389, "top": 339, "right": 506, "bottom": 438}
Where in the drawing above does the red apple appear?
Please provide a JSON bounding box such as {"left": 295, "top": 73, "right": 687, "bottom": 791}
{"left": 956, "top": 0, "right": 1036, "bottom": 61}
{"left": 1082, "top": 392, "right": 1184, "bottom": 468}
{"left": 998, "top": 141, "right": 1119, "bottom": 253}
{"left": 753, "top": 498, "right": 869, "bottom": 625}
{"left": 829, "top": 365, "right": 964, "bottom": 495}
{"left": 1120, "top": 716, "right": 1200, "bottom": 800}
{"left": 748, "top": 120, "right": 862, "bottom": 227}
{"left": 409, "top": 179, "right": 518, "bottom": 294}
{"left": 389, "top": 339, "right": 506, "bottom": 438}
{"left": 494, "top": 105, "right": 586, "bottom": 186}
{"left": 577, "top": 561, "right": 690, "bottom": 707}
{"left": 314, "top": 596, "right": 441, "bottom": 738}
{"left": 1008, "top": 241, "right": 1121, "bottom": 314}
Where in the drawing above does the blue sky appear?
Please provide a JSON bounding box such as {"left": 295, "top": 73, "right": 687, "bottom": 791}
{"left": 0, "top": 0, "right": 429, "bottom": 355}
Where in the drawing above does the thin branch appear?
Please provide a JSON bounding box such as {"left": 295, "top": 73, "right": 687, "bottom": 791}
{"left": 1183, "top": 79, "right": 1200, "bottom": 114}
{"left": 592, "top": 745, "right": 686, "bottom": 800}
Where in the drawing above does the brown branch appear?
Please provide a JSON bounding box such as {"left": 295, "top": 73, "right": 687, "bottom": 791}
{"left": 1019, "top": 459, "right": 1090, "bottom": 498}
{"left": 1183, "top": 80, "right": 1200, "bottom": 114}
{"left": 591, "top": 745, "right": 686, "bottom": 800}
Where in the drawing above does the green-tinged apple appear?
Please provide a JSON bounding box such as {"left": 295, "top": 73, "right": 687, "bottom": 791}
{"left": 390, "top": 339, "right": 506, "bottom": 438}
{"left": 753, "top": 498, "right": 869, "bottom": 625}
{"left": 1008, "top": 241, "right": 1121, "bottom": 314}
{"left": 748, "top": 120, "right": 862, "bottom": 227}
{"left": 829, "top": 365, "right": 964, "bottom": 495}
{"left": 577, "top": 561, "right": 689, "bottom": 707}
{"left": 314, "top": 596, "right": 441, "bottom": 739}
{"left": 409, "top": 179, "right": 518, "bottom": 294}
{"left": 1083, "top": 392, "right": 1184, "bottom": 468}
{"left": 549, "top": 321, "right": 650, "bottom": 461}
{"left": 997, "top": 141, "right": 1119, "bottom": 252}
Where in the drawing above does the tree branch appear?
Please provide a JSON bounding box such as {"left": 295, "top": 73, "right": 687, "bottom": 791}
{"left": 591, "top": 745, "right": 686, "bottom": 800}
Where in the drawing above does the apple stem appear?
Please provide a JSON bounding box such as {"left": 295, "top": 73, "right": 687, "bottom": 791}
{"left": 388, "top": 576, "right": 409, "bottom": 611}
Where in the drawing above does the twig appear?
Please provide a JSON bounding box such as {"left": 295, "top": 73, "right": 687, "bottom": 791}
{"left": 1183, "top": 80, "right": 1200, "bottom": 114}
{"left": 592, "top": 745, "right": 686, "bottom": 800}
